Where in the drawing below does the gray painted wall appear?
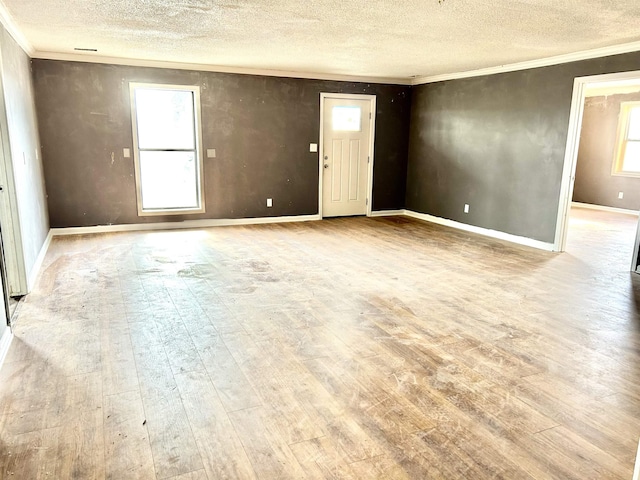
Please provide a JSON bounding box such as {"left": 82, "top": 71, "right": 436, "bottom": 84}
{"left": 32, "top": 60, "right": 411, "bottom": 228}
{"left": 0, "top": 26, "right": 48, "bottom": 292}
{"left": 573, "top": 93, "right": 640, "bottom": 211}
{"left": 407, "top": 52, "right": 640, "bottom": 244}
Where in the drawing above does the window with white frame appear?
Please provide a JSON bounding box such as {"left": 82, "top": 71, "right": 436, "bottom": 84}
{"left": 130, "top": 83, "right": 205, "bottom": 215}
{"left": 613, "top": 101, "right": 640, "bottom": 177}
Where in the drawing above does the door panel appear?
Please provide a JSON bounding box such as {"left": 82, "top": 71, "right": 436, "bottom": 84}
{"left": 322, "top": 97, "right": 372, "bottom": 217}
{"left": 331, "top": 139, "right": 342, "bottom": 202}
{"left": 348, "top": 139, "right": 361, "bottom": 201}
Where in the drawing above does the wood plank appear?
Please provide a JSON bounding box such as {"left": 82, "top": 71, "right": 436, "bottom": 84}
{"left": 190, "top": 328, "right": 262, "bottom": 413}
{"left": 532, "top": 425, "right": 630, "bottom": 479}
{"left": 349, "top": 454, "right": 414, "bottom": 480}
{"left": 174, "top": 369, "right": 256, "bottom": 480}
{"left": 516, "top": 373, "right": 640, "bottom": 464}
{"left": 101, "top": 326, "right": 139, "bottom": 396}
{"left": 162, "top": 329, "right": 206, "bottom": 376}
{"left": 355, "top": 353, "right": 555, "bottom": 479}
{"left": 45, "top": 402, "right": 105, "bottom": 478}
{"left": 223, "top": 331, "right": 325, "bottom": 444}
{"left": 303, "top": 355, "right": 435, "bottom": 439}
{"left": 2, "top": 209, "right": 639, "bottom": 478}
{"left": 228, "top": 406, "right": 307, "bottom": 479}
{"left": 289, "top": 435, "right": 357, "bottom": 479}
{"left": 0, "top": 428, "right": 60, "bottom": 479}
{"left": 103, "top": 390, "right": 156, "bottom": 480}
{"left": 132, "top": 341, "right": 204, "bottom": 478}
{"left": 255, "top": 338, "right": 384, "bottom": 464}
{"left": 166, "top": 470, "right": 209, "bottom": 480}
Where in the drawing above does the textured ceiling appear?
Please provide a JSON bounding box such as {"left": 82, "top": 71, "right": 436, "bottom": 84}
{"left": 3, "top": 0, "right": 640, "bottom": 80}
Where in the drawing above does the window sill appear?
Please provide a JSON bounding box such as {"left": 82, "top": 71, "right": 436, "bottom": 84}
{"left": 611, "top": 171, "right": 640, "bottom": 179}
{"left": 137, "top": 206, "right": 206, "bottom": 217}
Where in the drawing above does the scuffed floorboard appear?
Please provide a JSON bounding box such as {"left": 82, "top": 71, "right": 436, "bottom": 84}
{"left": 0, "top": 207, "right": 638, "bottom": 479}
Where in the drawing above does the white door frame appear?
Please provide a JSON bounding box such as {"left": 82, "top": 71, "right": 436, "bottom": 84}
{"left": 632, "top": 215, "right": 640, "bottom": 273}
{"left": 555, "top": 69, "right": 640, "bottom": 257}
{"left": 318, "top": 93, "right": 376, "bottom": 218}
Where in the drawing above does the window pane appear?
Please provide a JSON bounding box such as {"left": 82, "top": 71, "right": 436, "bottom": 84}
{"left": 139, "top": 151, "right": 198, "bottom": 209}
{"left": 135, "top": 88, "right": 195, "bottom": 150}
{"left": 332, "top": 106, "right": 361, "bottom": 131}
{"left": 628, "top": 108, "right": 640, "bottom": 141}
{"left": 622, "top": 141, "right": 640, "bottom": 173}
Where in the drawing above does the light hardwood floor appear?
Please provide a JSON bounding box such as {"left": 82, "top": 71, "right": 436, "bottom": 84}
{"left": 1, "top": 207, "right": 639, "bottom": 479}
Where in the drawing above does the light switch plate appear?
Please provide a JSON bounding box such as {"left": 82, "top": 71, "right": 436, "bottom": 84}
{"left": 207, "top": 148, "right": 216, "bottom": 158}
{"left": 310, "top": 143, "right": 318, "bottom": 153}
{"left": 123, "top": 148, "right": 130, "bottom": 158}
{"left": 267, "top": 198, "right": 273, "bottom": 207}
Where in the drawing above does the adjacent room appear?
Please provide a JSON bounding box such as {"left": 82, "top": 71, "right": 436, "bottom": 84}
{"left": 568, "top": 79, "right": 640, "bottom": 273}
{"left": 0, "top": 1, "right": 639, "bottom": 478}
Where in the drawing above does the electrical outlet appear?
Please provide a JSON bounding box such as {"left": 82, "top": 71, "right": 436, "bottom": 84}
{"left": 618, "top": 191, "right": 624, "bottom": 199}
{"left": 267, "top": 198, "right": 273, "bottom": 207}
{"left": 123, "top": 148, "right": 130, "bottom": 158}
{"left": 464, "top": 204, "right": 470, "bottom": 213}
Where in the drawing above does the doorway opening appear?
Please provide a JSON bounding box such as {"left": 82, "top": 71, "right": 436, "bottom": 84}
{"left": 556, "top": 70, "right": 640, "bottom": 271}
{"left": 319, "top": 93, "right": 376, "bottom": 218}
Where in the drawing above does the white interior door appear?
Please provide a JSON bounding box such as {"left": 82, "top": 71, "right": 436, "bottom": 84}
{"left": 321, "top": 96, "right": 373, "bottom": 217}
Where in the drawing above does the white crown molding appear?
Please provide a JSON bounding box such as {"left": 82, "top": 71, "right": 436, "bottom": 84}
{"left": 0, "top": 1, "right": 33, "bottom": 55}
{"left": 5, "top": 5, "right": 640, "bottom": 90}
{"left": 31, "top": 42, "right": 640, "bottom": 87}
{"left": 31, "top": 51, "right": 413, "bottom": 85}
{"left": 7, "top": 19, "right": 640, "bottom": 88}
{"left": 411, "top": 41, "right": 640, "bottom": 85}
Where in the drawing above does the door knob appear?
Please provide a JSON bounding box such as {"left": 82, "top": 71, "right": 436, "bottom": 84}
{"left": 324, "top": 164, "right": 329, "bottom": 169}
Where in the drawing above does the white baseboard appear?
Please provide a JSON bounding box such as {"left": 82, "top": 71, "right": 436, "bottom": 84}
{"left": 571, "top": 201, "right": 639, "bottom": 216}
{"left": 50, "top": 214, "right": 322, "bottom": 236}
{"left": 403, "top": 210, "right": 555, "bottom": 252}
{"left": 369, "top": 210, "right": 405, "bottom": 217}
{"left": 47, "top": 210, "right": 556, "bottom": 253}
{"left": 0, "top": 327, "right": 13, "bottom": 372}
{"left": 634, "top": 437, "right": 640, "bottom": 480}
{"left": 27, "top": 229, "right": 52, "bottom": 291}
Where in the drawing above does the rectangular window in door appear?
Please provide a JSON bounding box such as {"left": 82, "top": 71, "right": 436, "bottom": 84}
{"left": 130, "top": 83, "right": 205, "bottom": 215}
